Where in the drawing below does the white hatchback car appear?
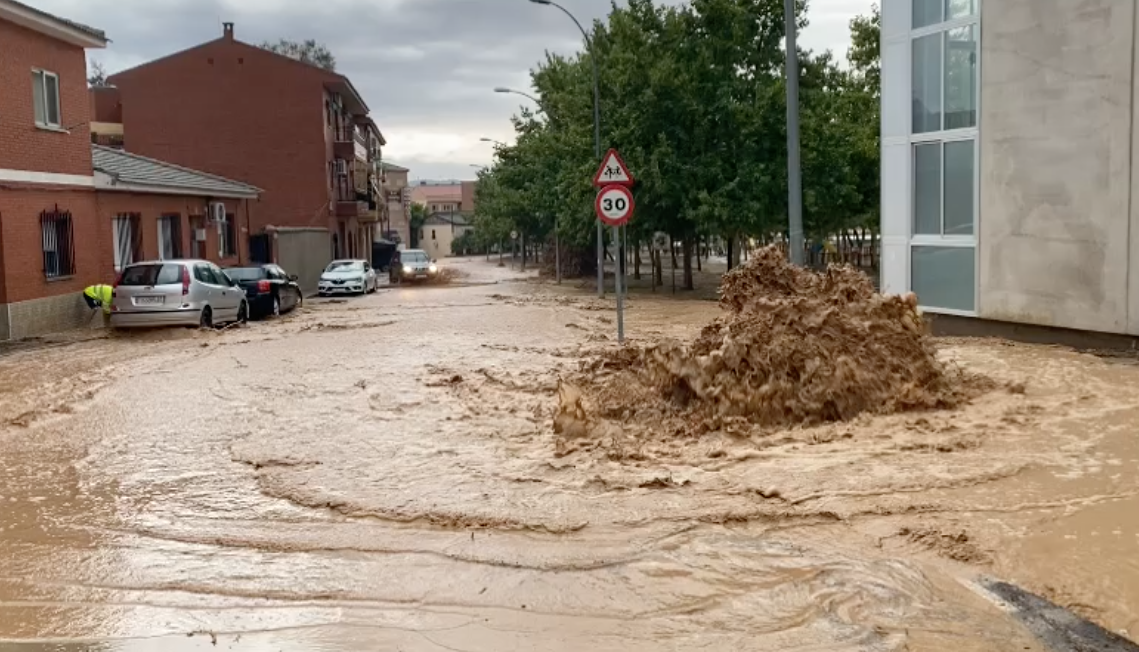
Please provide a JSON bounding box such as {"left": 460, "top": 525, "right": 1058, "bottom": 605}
{"left": 111, "top": 259, "right": 249, "bottom": 329}
{"left": 318, "top": 259, "right": 377, "bottom": 296}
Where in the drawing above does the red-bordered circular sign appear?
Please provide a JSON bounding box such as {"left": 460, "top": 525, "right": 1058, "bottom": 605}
{"left": 595, "top": 184, "right": 635, "bottom": 227}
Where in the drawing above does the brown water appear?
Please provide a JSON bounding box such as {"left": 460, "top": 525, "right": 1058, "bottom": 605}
{"left": 1, "top": 258, "right": 1136, "bottom": 650}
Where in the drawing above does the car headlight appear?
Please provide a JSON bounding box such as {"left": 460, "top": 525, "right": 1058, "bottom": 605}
{"left": 428, "top": 265, "right": 438, "bottom": 273}
{"left": 403, "top": 266, "right": 412, "bottom": 273}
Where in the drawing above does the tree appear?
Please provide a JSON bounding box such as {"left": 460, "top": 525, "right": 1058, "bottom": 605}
{"left": 409, "top": 203, "right": 430, "bottom": 247}
{"left": 87, "top": 60, "right": 108, "bottom": 87}
{"left": 259, "top": 39, "right": 336, "bottom": 71}
{"left": 472, "top": 0, "right": 883, "bottom": 283}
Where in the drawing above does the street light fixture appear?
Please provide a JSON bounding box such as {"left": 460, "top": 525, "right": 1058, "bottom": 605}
{"left": 479, "top": 137, "right": 505, "bottom": 146}
{"left": 494, "top": 86, "right": 542, "bottom": 105}
{"left": 528, "top": 0, "right": 606, "bottom": 302}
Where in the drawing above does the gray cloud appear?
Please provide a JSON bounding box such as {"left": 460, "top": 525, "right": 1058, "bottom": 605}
{"left": 41, "top": 0, "right": 873, "bottom": 181}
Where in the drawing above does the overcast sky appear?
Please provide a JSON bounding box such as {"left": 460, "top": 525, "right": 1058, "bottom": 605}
{"left": 42, "top": 0, "right": 873, "bottom": 182}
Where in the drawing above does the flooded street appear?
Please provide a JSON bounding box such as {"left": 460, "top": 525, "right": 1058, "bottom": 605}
{"left": 1, "top": 258, "right": 1137, "bottom": 651}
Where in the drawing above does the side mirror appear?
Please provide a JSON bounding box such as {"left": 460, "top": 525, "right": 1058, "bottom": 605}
{"left": 288, "top": 274, "right": 299, "bottom": 281}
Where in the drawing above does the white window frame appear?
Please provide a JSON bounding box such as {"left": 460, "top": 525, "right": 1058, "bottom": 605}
{"left": 906, "top": 1, "right": 981, "bottom": 315}
{"left": 217, "top": 214, "right": 233, "bottom": 258}
{"left": 31, "top": 69, "right": 62, "bottom": 129}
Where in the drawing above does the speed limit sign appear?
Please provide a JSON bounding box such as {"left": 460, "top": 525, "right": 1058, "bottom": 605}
{"left": 595, "top": 184, "right": 634, "bottom": 227}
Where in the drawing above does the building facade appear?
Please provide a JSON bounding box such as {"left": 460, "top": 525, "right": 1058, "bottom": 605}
{"left": 379, "top": 162, "right": 411, "bottom": 247}
{"left": 0, "top": 1, "right": 260, "bottom": 340}
{"left": 410, "top": 182, "right": 463, "bottom": 214}
{"left": 101, "top": 23, "right": 384, "bottom": 267}
{"left": 421, "top": 213, "right": 472, "bottom": 260}
{"left": 881, "top": 0, "right": 1139, "bottom": 336}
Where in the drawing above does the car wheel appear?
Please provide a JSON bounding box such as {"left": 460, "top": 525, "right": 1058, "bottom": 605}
{"left": 200, "top": 306, "right": 213, "bottom": 329}
{"left": 272, "top": 296, "right": 281, "bottom": 317}
{"left": 237, "top": 301, "right": 248, "bottom": 325}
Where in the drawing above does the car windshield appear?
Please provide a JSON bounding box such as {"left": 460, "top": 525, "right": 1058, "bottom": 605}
{"left": 118, "top": 263, "right": 183, "bottom": 286}
{"left": 326, "top": 261, "right": 363, "bottom": 273}
{"left": 402, "top": 252, "right": 428, "bottom": 264}
{"left": 225, "top": 267, "right": 267, "bottom": 281}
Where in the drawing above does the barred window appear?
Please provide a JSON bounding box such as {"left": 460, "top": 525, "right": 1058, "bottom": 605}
{"left": 158, "top": 213, "right": 183, "bottom": 259}
{"left": 41, "top": 206, "right": 75, "bottom": 278}
{"left": 112, "top": 212, "right": 142, "bottom": 271}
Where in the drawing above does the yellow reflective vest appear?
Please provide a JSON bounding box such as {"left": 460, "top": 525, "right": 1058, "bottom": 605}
{"left": 84, "top": 284, "right": 113, "bottom": 314}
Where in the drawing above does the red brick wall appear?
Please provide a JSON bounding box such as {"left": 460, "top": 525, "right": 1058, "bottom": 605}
{"left": 0, "top": 185, "right": 100, "bottom": 304}
{"left": 108, "top": 36, "right": 332, "bottom": 235}
{"left": 94, "top": 192, "right": 248, "bottom": 270}
{"left": 89, "top": 86, "right": 121, "bottom": 123}
{"left": 0, "top": 19, "right": 94, "bottom": 176}
{"left": 0, "top": 187, "right": 249, "bottom": 306}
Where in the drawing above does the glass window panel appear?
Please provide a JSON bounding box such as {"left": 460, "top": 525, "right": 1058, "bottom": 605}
{"left": 943, "top": 140, "right": 974, "bottom": 235}
{"left": 944, "top": 26, "right": 977, "bottom": 129}
{"left": 31, "top": 72, "right": 46, "bottom": 124}
{"left": 946, "top": 0, "right": 975, "bottom": 21}
{"left": 914, "top": 144, "right": 942, "bottom": 235}
{"left": 911, "top": 246, "right": 975, "bottom": 311}
{"left": 912, "top": 34, "right": 942, "bottom": 133}
{"left": 913, "top": 0, "right": 942, "bottom": 28}
{"left": 45, "top": 75, "right": 60, "bottom": 125}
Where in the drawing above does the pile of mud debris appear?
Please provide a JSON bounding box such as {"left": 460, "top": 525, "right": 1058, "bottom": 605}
{"left": 558, "top": 247, "right": 991, "bottom": 443}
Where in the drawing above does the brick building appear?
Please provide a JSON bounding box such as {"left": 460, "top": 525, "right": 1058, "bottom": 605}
{"left": 0, "top": 1, "right": 260, "bottom": 340}
{"left": 99, "top": 23, "right": 385, "bottom": 267}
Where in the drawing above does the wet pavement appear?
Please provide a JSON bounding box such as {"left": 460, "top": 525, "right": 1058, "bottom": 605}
{"left": 1, "top": 258, "right": 1137, "bottom": 650}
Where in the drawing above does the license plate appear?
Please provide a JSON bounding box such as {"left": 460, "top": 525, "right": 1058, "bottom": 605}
{"left": 135, "top": 296, "right": 164, "bottom": 306}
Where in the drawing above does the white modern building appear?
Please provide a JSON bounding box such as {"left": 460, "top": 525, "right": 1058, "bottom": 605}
{"left": 881, "top": 0, "right": 1139, "bottom": 335}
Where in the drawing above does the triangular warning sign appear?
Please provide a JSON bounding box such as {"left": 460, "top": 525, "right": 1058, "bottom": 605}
{"left": 592, "top": 148, "right": 635, "bottom": 187}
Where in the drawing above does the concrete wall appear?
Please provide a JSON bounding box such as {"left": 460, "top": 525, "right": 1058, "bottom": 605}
{"left": 275, "top": 228, "right": 330, "bottom": 295}
{"left": 978, "top": 0, "right": 1139, "bottom": 333}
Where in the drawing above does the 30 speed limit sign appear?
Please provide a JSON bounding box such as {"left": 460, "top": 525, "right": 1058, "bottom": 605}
{"left": 595, "top": 184, "right": 634, "bottom": 227}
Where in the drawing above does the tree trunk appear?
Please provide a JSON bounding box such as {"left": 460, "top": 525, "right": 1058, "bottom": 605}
{"left": 654, "top": 247, "right": 663, "bottom": 287}
{"left": 633, "top": 241, "right": 642, "bottom": 280}
{"left": 670, "top": 235, "right": 678, "bottom": 270}
{"left": 682, "top": 237, "right": 694, "bottom": 290}
{"left": 696, "top": 235, "right": 702, "bottom": 272}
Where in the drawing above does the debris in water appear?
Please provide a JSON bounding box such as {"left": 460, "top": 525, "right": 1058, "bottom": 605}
{"left": 557, "top": 246, "right": 992, "bottom": 445}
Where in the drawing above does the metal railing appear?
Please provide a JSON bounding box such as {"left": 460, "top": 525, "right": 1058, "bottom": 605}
{"left": 40, "top": 205, "right": 75, "bottom": 279}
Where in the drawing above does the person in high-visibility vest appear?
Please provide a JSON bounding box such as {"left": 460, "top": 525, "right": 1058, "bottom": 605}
{"left": 83, "top": 284, "right": 113, "bottom": 325}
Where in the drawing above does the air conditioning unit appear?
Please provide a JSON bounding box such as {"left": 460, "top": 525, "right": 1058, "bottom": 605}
{"left": 335, "top": 160, "right": 348, "bottom": 176}
{"left": 208, "top": 201, "right": 226, "bottom": 224}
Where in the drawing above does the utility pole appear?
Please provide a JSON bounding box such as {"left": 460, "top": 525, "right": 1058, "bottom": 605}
{"left": 784, "top": 0, "right": 805, "bottom": 265}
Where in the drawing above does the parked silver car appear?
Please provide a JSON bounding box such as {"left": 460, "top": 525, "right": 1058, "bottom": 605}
{"left": 318, "top": 259, "right": 378, "bottom": 296}
{"left": 111, "top": 260, "right": 249, "bottom": 329}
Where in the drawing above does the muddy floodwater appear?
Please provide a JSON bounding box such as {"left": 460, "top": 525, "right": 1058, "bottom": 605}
{"left": 1, "top": 258, "right": 1137, "bottom": 651}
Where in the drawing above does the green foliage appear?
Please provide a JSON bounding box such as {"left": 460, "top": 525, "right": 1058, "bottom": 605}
{"left": 473, "top": 0, "right": 880, "bottom": 271}
{"left": 452, "top": 230, "right": 478, "bottom": 256}
{"left": 259, "top": 39, "right": 337, "bottom": 71}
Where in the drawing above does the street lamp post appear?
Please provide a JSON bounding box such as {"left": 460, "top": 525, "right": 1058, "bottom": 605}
{"left": 784, "top": 0, "right": 804, "bottom": 265}
{"left": 529, "top": 0, "right": 605, "bottom": 299}
{"left": 494, "top": 86, "right": 561, "bottom": 285}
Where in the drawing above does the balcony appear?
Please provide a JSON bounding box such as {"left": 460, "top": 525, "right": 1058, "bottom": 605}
{"left": 333, "top": 125, "right": 355, "bottom": 161}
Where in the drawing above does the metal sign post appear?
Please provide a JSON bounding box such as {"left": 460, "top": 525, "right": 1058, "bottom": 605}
{"left": 595, "top": 183, "right": 634, "bottom": 343}
{"left": 592, "top": 149, "right": 635, "bottom": 344}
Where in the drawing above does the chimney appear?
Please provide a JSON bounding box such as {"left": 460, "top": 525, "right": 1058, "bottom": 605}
{"left": 222, "top": 22, "right": 234, "bottom": 40}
